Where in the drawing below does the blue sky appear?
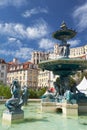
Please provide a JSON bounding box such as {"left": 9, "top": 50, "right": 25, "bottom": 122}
{"left": 0, "top": 0, "right": 87, "bottom": 62}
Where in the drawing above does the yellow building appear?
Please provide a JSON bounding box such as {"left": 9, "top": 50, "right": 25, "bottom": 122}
{"left": 31, "top": 44, "right": 87, "bottom": 89}
{"left": 31, "top": 51, "right": 49, "bottom": 64}
{"left": 70, "top": 45, "right": 87, "bottom": 58}
{"left": 38, "top": 69, "right": 58, "bottom": 88}
{"left": 53, "top": 43, "right": 87, "bottom": 59}
{"left": 7, "top": 60, "right": 38, "bottom": 88}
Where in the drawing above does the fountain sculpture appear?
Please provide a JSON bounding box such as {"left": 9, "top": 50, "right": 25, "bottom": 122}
{"left": 39, "top": 21, "right": 87, "bottom": 116}
{"left": 2, "top": 79, "right": 28, "bottom": 125}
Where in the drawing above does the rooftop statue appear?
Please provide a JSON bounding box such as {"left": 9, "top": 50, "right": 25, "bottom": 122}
{"left": 5, "top": 79, "right": 28, "bottom": 112}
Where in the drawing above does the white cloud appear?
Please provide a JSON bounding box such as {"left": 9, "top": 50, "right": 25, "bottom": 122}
{"left": 15, "top": 47, "right": 33, "bottom": 60}
{"left": 8, "top": 37, "right": 17, "bottom": 42}
{"left": 0, "top": 23, "right": 26, "bottom": 39}
{"left": 39, "top": 38, "right": 54, "bottom": 50}
{"left": 26, "top": 22, "right": 48, "bottom": 39}
{"left": 69, "top": 39, "right": 81, "bottom": 47}
{"left": 0, "top": 20, "right": 48, "bottom": 39}
{"left": 0, "top": 37, "right": 23, "bottom": 51}
{"left": 0, "top": 0, "right": 27, "bottom": 7}
{"left": 0, "top": 47, "right": 33, "bottom": 60}
{"left": 0, "top": 49, "right": 14, "bottom": 55}
{"left": 22, "top": 7, "right": 48, "bottom": 18}
{"left": 73, "top": 2, "right": 87, "bottom": 31}
{"left": 7, "top": 37, "right": 23, "bottom": 48}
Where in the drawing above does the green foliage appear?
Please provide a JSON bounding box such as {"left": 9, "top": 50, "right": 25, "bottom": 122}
{"left": 29, "top": 89, "right": 38, "bottom": 98}
{"left": 0, "top": 83, "right": 11, "bottom": 99}
{"left": 29, "top": 87, "right": 46, "bottom": 99}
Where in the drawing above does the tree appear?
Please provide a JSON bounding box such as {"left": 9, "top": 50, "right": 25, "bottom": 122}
{"left": 0, "top": 83, "right": 11, "bottom": 99}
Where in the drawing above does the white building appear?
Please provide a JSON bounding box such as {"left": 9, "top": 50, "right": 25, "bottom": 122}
{"left": 7, "top": 59, "right": 38, "bottom": 88}
{"left": 70, "top": 45, "right": 87, "bottom": 58}
{"left": 0, "top": 59, "right": 7, "bottom": 84}
{"left": 38, "top": 70, "right": 58, "bottom": 88}
{"left": 31, "top": 51, "right": 49, "bottom": 64}
{"left": 32, "top": 44, "right": 87, "bottom": 89}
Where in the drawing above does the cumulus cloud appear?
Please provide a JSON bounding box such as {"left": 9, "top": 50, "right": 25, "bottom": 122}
{"left": 0, "top": 23, "right": 26, "bottom": 39}
{"left": 7, "top": 37, "right": 23, "bottom": 48}
{"left": 22, "top": 7, "right": 48, "bottom": 18}
{"left": 26, "top": 22, "right": 48, "bottom": 39}
{"left": 8, "top": 37, "right": 17, "bottom": 42}
{"left": 73, "top": 2, "right": 87, "bottom": 31}
{"left": 0, "top": 20, "right": 48, "bottom": 39}
{"left": 0, "top": 0, "right": 27, "bottom": 7}
{"left": 15, "top": 47, "right": 33, "bottom": 60}
{"left": 0, "top": 19, "right": 50, "bottom": 61}
{"left": 69, "top": 39, "right": 81, "bottom": 47}
{"left": 39, "top": 38, "right": 54, "bottom": 50}
{"left": 0, "top": 47, "right": 33, "bottom": 60}
{"left": 0, "top": 37, "right": 24, "bottom": 52}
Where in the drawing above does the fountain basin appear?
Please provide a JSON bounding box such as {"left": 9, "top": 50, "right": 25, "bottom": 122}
{"left": 39, "top": 58, "right": 87, "bottom": 75}
{"left": 0, "top": 102, "right": 87, "bottom": 130}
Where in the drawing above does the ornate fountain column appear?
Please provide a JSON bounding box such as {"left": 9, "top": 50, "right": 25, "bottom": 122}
{"left": 39, "top": 21, "right": 87, "bottom": 115}
{"left": 53, "top": 21, "right": 76, "bottom": 58}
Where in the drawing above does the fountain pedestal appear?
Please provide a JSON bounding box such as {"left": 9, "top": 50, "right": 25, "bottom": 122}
{"left": 78, "top": 103, "right": 87, "bottom": 114}
{"left": 41, "top": 102, "right": 56, "bottom": 113}
{"left": 39, "top": 22, "right": 87, "bottom": 116}
{"left": 62, "top": 103, "right": 78, "bottom": 116}
{"left": 41, "top": 102, "right": 78, "bottom": 116}
{"left": 2, "top": 110, "right": 24, "bottom": 125}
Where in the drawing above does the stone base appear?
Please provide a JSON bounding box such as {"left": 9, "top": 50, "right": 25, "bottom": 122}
{"left": 41, "top": 102, "right": 78, "bottom": 116}
{"left": 2, "top": 110, "right": 24, "bottom": 125}
{"left": 41, "top": 102, "right": 56, "bottom": 112}
{"left": 78, "top": 103, "right": 87, "bottom": 115}
{"left": 62, "top": 103, "right": 78, "bottom": 116}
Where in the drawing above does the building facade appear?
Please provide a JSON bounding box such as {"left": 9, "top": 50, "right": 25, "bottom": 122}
{"left": 31, "top": 51, "right": 49, "bottom": 64}
{"left": 70, "top": 45, "right": 87, "bottom": 59}
{"left": 38, "top": 70, "right": 58, "bottom": 88}
{"left": 0, "top": 59, "right": 7, "bottom": 84}
{"left": 7, "top": 60, "right": 38, "bottom": 88}
{"left": 31, "top": 44, "right": 87, "bottom": 89}
{"left": 52, "top": 43, "right": 87, "bottom": 59}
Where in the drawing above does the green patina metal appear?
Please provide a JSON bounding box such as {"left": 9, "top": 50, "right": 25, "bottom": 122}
{"left": 39, "top": 59, "right": 87, "bottom": 76}
{"left": 53, "top": 21, "right": 77, "bottom": 41}
{"left": 53, "top": 29, "right": 77, "bottom": 41}
{"left": 39, "top": 21, "right": 87, "bottom": 93}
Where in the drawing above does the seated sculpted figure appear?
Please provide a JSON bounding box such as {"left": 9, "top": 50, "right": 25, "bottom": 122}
{"left": 5, "top": 79, "right": 25, "bottom": 112}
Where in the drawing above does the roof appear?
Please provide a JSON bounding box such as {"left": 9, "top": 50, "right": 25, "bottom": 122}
{"left": 23, "top": 61, "right": 33, "bottom": 69}
{"left": 0, "top": 58, "right": 6, "bottom": 64}
{"left": 7, "top": 61, "right": 34, "bottom": 72}
{"left": 8, "top": 61, "right": 16, "bottom": 65}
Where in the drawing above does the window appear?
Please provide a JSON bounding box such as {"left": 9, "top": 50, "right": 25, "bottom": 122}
{"left": 23, "top": 76, "right": 25, "bottom": 80}
{"left": 1, "top": 65, "right": 4, "bottom": 70}
{"left": 1, "top": 72, "right": 4, "bottom": 78}
{"left": 20, "top": 76, "right": 22, "bottom": 80}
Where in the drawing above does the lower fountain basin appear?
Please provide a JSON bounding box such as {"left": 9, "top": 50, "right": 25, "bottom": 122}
{"left": 0, "top": 102, "right": 87, "bottom": 130}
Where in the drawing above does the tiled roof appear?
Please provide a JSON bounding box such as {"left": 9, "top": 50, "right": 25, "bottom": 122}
{"left": 0, "top": 59, "right": 6, "bottom": 64}
{"left": 7, "top": 61, "right": 34, "bottom": 72}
